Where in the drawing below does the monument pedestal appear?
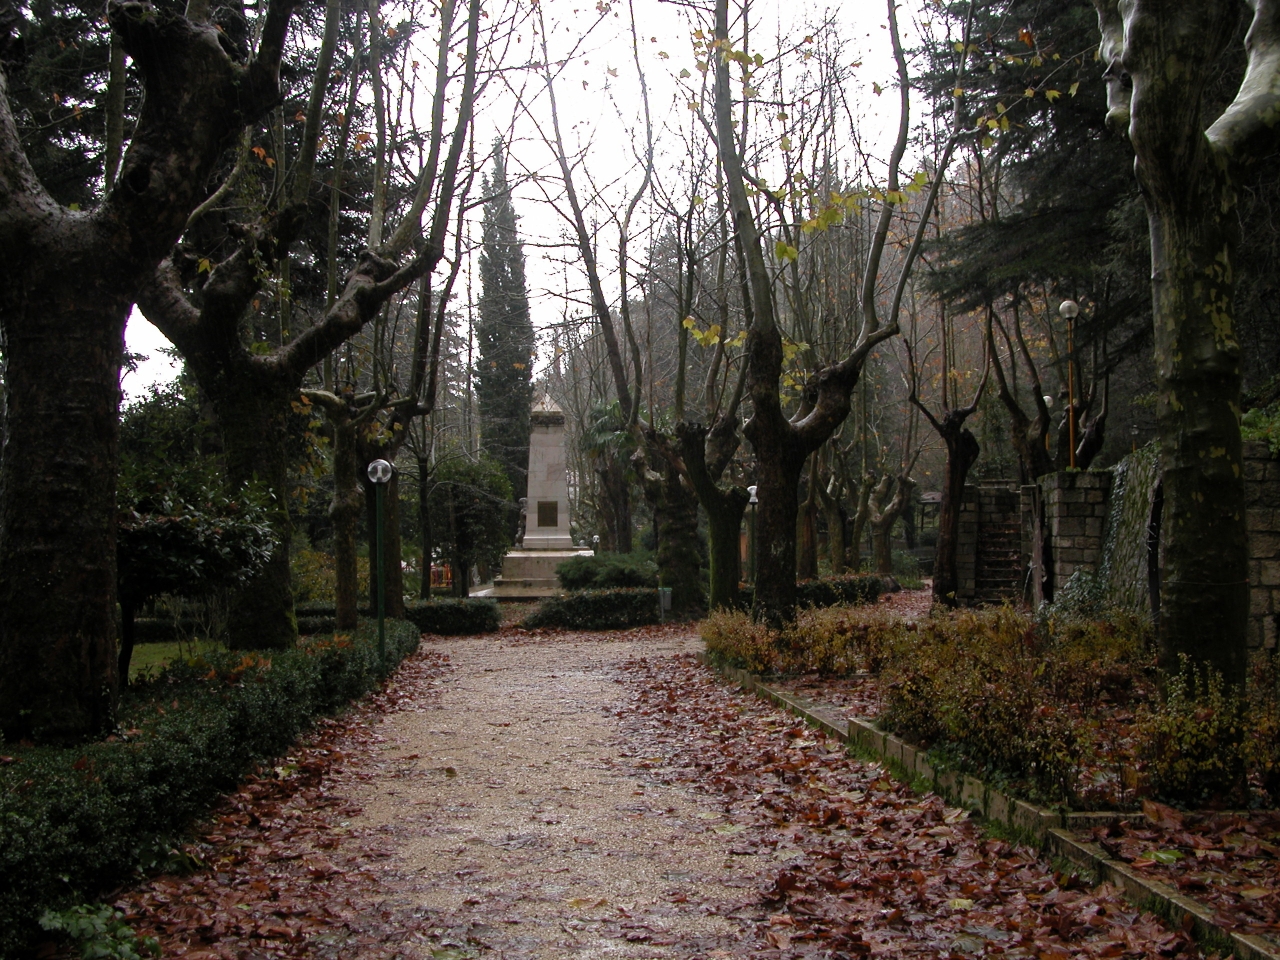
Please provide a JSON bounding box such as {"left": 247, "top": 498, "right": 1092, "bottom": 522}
{"left": 490, "top": 546, "right": 594, "bottom": 598}
{"left": 484, "top": 395, "right": 592, "bottom": 599}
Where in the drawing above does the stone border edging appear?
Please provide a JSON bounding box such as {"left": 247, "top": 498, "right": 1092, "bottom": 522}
{"left": 696, "top": 653, "right": 1280, "bottom": 960}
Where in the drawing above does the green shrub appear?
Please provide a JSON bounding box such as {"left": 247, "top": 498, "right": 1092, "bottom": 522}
{"left": 522, "top": 588, "right": 660, "bottom": 629}
{"left": 1137, "top": 657, "right": 1249, "bottom": 806}
{"left": 556, "top": 553, "right": 658, "bottom": 591}
{"left": 39, "top": 903, "right": 159, "bottom": 959}
{"left": 296, "top": 615, "right": 337, "bottom": 635}
{"left": 403, "top": 598, "right": 501, "bottom": 635}
{"left": 795, "top": 574, "right": 886, "bottom": 609}
{"left": 0, "top": 619, "right": 419, "bottom": 958}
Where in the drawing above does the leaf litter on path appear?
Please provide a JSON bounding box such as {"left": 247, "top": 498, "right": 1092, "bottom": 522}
{"left": 98, "top": 629, "right": 1212, "bottom": 959}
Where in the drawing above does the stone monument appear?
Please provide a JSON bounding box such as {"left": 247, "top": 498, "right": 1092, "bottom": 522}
{"left": 490, "top": 395, "right": 592, "bottom": 597}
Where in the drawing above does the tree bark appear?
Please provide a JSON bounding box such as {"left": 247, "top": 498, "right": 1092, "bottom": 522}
{"left": 1094, "top": 0, "right": 1280, "bottom": 683}
{"left": 673, "top": 420, "right": 749, "bottom": 610}
{"left": 869, "top": 473, "right": 916, "bottom": 576}
{"left": 932, "top": 417, "right": 981, "bottom": 605}
{"left": 301, "top": 390, "right": 365, "bottom": 630}
{"left": 638, "top": 450, "right": 703, "bottom": 615}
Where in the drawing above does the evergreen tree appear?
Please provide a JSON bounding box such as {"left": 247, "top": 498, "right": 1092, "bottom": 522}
{"left": 475, "top": 138, "right": 535, "bottom": 509}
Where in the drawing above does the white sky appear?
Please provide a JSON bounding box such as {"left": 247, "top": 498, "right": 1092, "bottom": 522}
{"left": 123, "top": 0, "right": 933, "bottom": 402}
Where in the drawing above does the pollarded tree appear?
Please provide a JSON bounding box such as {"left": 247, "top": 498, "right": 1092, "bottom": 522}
{"left": 1093, "top": 0, "right": 1280, "bottom": 683}
{"left": 475, "top": 137, "right": 535, "bottom": 509}
{"left": 138, "top": 0, "right": 483, "bottom": 650}
{"left": 0, "top": 0, "right": 295, "bottom": 743}
{"left": 712, "top": 0, "right": 964, "bottom": 621}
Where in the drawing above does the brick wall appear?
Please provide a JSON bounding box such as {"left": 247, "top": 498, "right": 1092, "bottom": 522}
{"left": 1039, "top": 471, "right": 1111, "bottom": 592}
{"left": 1245, "top": 440, "right": 1280, "bottom": 651}
{"left": 954, "top": 481, "right": 1022, "bottom": 604}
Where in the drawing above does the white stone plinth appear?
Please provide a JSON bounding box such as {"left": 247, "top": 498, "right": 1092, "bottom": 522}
{"left": 490, "top": 547, "right": 595, "bottom": 598}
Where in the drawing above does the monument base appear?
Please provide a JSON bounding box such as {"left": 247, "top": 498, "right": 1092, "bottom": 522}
{"left": 487, "top": 546, "right": 594, "bottom": 599}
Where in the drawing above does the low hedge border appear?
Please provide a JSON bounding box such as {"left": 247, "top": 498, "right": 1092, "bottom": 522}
{"left": 736, "top": 574, "right": 888, "bottom": 612}
{"left": 522, "top": 588, "right": 660, "bottom": 630}
{"left": 697, "top": 654, "right": 1280, "bottom": 960}
{"left": 0, "top": 618, "right": 420, "bottom": 957}
{"left": 295, "top": 599, "right": 500, "bottom": 636}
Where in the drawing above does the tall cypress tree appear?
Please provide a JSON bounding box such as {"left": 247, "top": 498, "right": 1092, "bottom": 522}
{"left": 475, "top": 138, "right": 534, "bottom": 508}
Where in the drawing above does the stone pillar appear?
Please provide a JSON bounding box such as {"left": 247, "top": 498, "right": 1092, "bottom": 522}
{"left": 955, "top": 486, "right": 979, "bottom": 602}
{"left": 1039, "top": 471, "right": 1111, "bottom": 590}
{"left": 522, "top": 397, "right": 575, "bottom": 550}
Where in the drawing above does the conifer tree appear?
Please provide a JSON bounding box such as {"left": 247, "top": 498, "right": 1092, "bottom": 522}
{"left": 475, "top": 138, "right": 535, "bottom": 506}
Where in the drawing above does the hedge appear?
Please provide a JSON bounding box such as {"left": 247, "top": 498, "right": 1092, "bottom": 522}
{"left": 736, "top": 574, "right": 887, "bottom": 612}
{"left": 795, "top": 574, "right": 886, "bottom": 608}
{"left": 294, "top": 599, "right": 500, "bottom": 636}
{"left": 0, "top": 618, "right": 420, "bottom": 957}
{"left": 556, "top": 553, "right": 658, "bottom": 591}
{"left": 522, "top": 588, "right": 660, "bottom": 630}
{"left": 403, "top": 598, "right": 501, "bottom": 635}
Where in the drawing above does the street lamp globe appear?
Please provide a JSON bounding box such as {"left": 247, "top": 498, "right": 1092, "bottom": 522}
{"left": 367, "top": 459, "right": 393, "bottom": 484}
{"left": 747, "top": 485, "right": 758, "bottom": 505}
{"left": 1058, "top": 299, "right": 1079, "bottom": 321}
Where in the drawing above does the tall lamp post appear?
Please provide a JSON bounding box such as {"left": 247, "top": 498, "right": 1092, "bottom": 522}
{"left": 1059, "top": 300, "right": 1080, "bottom": 469}
{"left": 747, "top": 485, "right": 758, "bottom": 586}
{"left": 367, "top": 458, "right": 394, "bottom": 665}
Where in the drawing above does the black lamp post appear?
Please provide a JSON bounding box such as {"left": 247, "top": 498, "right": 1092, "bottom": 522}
{"left": 367, "top": 458, "right": 393, "bottom": 664}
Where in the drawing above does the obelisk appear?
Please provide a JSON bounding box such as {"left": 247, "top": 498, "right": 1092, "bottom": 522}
{"left": 490, "top": 395, "right": 592, "bottom": 597}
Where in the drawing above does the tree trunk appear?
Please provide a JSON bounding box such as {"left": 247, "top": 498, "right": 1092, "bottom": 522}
{"left": 598, "top": 458, "right": 633, "bottom": 554}
{"left": 0, "top": 283, "right": 129, "bottom": 741}
{"left": 331, "top": 419, "right": 361, "bottom": 629}
{"left": 659, "top": 483, "right": 702, "bottom": 614}
{"left": 796, "top": 454, "right": 819, "bottom": 580}
{"left": 1092, "top": 0, "right": 1276, "bottom": 684}
{"left": 819, "top": 492, "right": 848, "bottom": 575}
{"left": 848, "top": 477, "right": 873, "bottom": 572}
{"left": 118, "top": 598, "right": 138, "bottom": 691}
{"left": 214, "top": 386, "right": 299, "bottom": 650}
{"left": 933, "top": 416, "right": 981, "bottom": 606}
{"left": 745, "top": 396, "right": 811, "bottom": 622}
{"left": 672, "top": 421, "right": 748, "bottom": 611}
{"left": 640, "top": 455, "right": 703, "bottom": 615}
{"left": 869, "top": 474, "right": 915, "bottom": 576}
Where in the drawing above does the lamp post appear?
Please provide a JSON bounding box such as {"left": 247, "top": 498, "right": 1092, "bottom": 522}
{"left": 1059, "top": 300, "right": 1080, "bottom": 469}
{"left": 367, "top": 458, "right": 393, "bottom": 665}
{"left": 747, "top": 485, "right": 758, "bottom": 586}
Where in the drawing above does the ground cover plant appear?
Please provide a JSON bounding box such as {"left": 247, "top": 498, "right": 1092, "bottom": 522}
{"left": 0, "top": 619, "right": 420, "bottom": 957}
{"left": 703, "top": 601, "right": 1280, "bottom": 812}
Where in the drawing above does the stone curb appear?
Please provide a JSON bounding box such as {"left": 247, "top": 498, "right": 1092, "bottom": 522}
{"left": 696, "top": 653, "right": 1280, "bottom": 960}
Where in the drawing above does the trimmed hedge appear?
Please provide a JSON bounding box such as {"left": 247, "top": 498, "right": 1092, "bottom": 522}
{"left": 294, "top": 599, "right": 500, "bottom": 636}
{"left": 403, "top": 598, "right": 501, "bottom": 635}
{"left": 0, "top": 619, "right": 420, "bottom": 958}
{"left": 522, "top": 588, "right": 660, "bottom": 630}
{"left": 736, "top": 574, "right": 887, "bottom": 612}
{"left": 556, "top": 553, "right": 658, "bottom": 591}
{"left": 795, "top": 574, "right": 886, "bottom": 608}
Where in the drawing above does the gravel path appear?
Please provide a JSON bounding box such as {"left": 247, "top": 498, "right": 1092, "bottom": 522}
{"left": 346, "top": 629, "right": 760, "bottom": 958}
